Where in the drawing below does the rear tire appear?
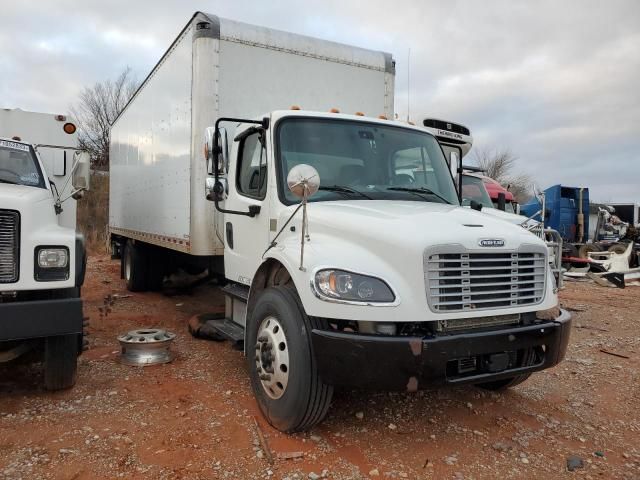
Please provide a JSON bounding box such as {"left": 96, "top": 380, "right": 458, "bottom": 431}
{"left": 247, "top": 286, "right": 333, "bottom": 432}
{"left": 44, "top": 334, "right": 78, "bottom": 391}
{"left": 124, "top": 240, "right": 148, "bottom": 292}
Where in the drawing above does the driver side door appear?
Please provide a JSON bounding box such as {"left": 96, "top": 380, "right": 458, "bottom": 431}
{"left": 223, "top": 129, "right": 271, "bottom": 286}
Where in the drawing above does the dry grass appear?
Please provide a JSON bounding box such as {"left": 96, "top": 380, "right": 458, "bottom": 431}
{"left": 78, "top": 172, "right": 109, "bottom": 254}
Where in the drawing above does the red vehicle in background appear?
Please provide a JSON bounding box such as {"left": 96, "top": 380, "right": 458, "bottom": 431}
{"left": 481, "top": 175, "right": 517, "bottom": 213}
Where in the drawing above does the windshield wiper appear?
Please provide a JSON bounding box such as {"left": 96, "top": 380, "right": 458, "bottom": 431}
{"left": 319, "top": 185, "right": 372, "bottom": 200}
{"left": 386, "top": 186, "right": 452, "bottom": 205}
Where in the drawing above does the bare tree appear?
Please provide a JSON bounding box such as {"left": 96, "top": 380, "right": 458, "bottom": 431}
{"left": 71, "top": 67, "right": 138, "bottom": 170}
{"left": 472, "top": 147, "right": 533, "bottom": 203}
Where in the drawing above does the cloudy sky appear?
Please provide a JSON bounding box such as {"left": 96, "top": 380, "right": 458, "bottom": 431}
{"left": 2, "top": 0, "right": 638, "bottom": 202}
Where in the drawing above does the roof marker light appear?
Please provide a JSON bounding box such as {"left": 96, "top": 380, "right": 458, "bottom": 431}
{"left": 355, "top": 112, "right": 365, "bottom": 116}
{"left": 378, "top": 115, "right": 388, "bottom": 120}
{"left": 290, "top": 105, "right": 301, "bottom": 110}
{"left": 63, "top": 122, "right": 77, "bottom": 134}
{"left": 329, "top": 108, "right": 340, "bottom": 113}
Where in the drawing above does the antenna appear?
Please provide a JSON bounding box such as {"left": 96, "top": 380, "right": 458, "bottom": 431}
{"left": 407, "top": 47, "right": 411, "bottom": 122}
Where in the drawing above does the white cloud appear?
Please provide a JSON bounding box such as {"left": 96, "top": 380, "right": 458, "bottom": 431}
{"left": 1, "top": 0, "right": 639, "bottom": 201}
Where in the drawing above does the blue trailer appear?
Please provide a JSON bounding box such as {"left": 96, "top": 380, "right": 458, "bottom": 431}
{"left": 521, "top": 185, "right": 589, "bottom": 244}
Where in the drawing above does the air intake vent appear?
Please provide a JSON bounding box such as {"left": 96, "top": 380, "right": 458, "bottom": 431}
{"left": 0, "top": 210, "right": 19, "bottom": 283}
{"left": 422, "top": 119, "right": 470, "bottom": 136}
{"left": 425, "top": 249, "right": 546, "bottom": 312}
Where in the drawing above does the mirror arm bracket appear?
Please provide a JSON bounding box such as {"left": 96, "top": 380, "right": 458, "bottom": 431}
{"left": 210, "top": 116, "right": 268, "bottom": 218}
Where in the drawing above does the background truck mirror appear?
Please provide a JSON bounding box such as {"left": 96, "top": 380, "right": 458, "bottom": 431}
{"left": 497, "top": 192, "right": 506, "bottom": 211}
{"left": 72, "top": 151, "right": 90, "bottom": 192}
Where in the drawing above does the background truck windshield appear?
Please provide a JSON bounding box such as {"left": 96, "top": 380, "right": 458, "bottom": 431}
{"left": 0, "top": 140, "right": 45, "bottom": 188}
{"left": 461, "top": 174, "right": 494, "bottom": 209}
{"left": 277, "top": 118, "right": 459, "bottom": 205}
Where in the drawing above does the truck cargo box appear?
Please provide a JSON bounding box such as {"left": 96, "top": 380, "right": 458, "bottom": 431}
{"left": 109, "top": 12, "right": 395, "bottom": 256}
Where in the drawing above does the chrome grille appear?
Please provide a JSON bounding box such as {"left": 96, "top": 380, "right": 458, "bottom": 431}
{"left": 425, "top": 249, "right": 546, "bottom": 312}
{"left": 0, "top": 210, "right": 19, "bottom": 283}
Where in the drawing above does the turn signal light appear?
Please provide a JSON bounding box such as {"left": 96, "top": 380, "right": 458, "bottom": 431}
{"left": 63, "top": 122, "right": 77, "bottom": 134}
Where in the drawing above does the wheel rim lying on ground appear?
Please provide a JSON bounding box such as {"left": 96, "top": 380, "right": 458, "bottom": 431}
{"left": 255, "top": 315, "right": 289, "bottom": 399}
{"left": 118, "top": 329, "right": 176, "bottom": 366}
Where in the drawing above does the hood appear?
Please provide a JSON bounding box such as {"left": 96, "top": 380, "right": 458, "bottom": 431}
{"left": 0, "top": 183, "right": 53, "bottom": 211}
{"left": 296, "top": 200, "right": 544, "bottom": 252}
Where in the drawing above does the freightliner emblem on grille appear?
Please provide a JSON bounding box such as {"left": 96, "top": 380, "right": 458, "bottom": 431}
{"left": 478, "top": 238, "right": 505, "bottom": 247}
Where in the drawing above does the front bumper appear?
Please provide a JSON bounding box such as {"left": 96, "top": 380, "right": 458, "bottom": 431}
{"left": 0, "top": 297, "right": 83, "bottom": 341}
{"left": 311, "top": 309, "right": 572, "bottom": 390}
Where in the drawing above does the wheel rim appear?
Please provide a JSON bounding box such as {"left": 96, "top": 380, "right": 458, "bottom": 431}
{"left": 255, "top": 315, "right": 289, "bottom": 399}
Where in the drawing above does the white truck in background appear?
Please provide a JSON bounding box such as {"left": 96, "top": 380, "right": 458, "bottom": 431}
{"left": 422, "top": 118, "right": 564, "bottom": 286}
{"left": 0, "top": 108, "right": 90, "bottom": 390}
{"left": 109, "top": 12, "right": 571, "bottom": 433}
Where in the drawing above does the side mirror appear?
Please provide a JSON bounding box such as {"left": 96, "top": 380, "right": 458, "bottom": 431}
{"left": 287, "top": 164, "right": 320, "bottom": 199}
{"left": 205, "top": 176, "right": 227, "bottom": 202}
{"left": 71, "top": 151, "right": 90, "bottom": 197}
{"left": 204, "top": 126, "right": 228, "bottom": 176}
{"left": 497, "top": 192, "right": 506, "bottom": 211}
{"left": 449, "top": 151, "right": 459, "bottom": 181}
{"left": 470, "top": 200, "right": 483, "bottom": 211}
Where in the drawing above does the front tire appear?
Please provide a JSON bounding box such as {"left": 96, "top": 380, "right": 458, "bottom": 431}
{"left": 247, "top": 286, "right": 333, "bottom": 432}
{"left": 44, "top": 334, "right": 78, "bottom": 391}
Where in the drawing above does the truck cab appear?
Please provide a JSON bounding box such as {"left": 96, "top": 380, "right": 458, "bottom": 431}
{"left": 207, "top": 109, "right": 571, "bottom": 432}
{"left": 0, "top": 109, "right": 90, "bottom": 390}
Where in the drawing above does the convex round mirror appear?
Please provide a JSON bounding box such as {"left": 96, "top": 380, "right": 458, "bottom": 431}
{"left": 287, "top": 164, "right": 320, "bottom": 199}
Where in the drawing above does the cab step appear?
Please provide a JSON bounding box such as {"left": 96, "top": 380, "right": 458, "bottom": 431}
{"left": 220, "top": 283, "right": 249, "bottom": 301}
{"left": 205, "top": 318, "right": 245, "bottom": 349}
{"left": 188, "top": 312, "right": 245, "bottom": 350}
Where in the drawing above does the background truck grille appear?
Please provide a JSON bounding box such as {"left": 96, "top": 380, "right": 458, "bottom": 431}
{"left": 0, "top": 210, "right": 19, "bottom": 283}
{"left": 425, "top": 250, "right": 546, "bottom": 312}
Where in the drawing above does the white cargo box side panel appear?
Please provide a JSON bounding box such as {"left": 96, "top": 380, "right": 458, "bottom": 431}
{"left": 109, "top": 27, "right": 193, "bottom": 251}
{"left": 216, "top": 18, "right": 394, "bottom": 120}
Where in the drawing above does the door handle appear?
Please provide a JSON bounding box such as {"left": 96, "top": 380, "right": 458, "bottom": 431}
{"left": 226, "top": 222, "right": 234, "bottom": 249}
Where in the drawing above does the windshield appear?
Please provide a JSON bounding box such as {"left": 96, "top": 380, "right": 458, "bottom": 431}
{"left": 277, "top": 118, "right": 459, "bottom": 205}
{"left": 0, "top": 140, "right": 45, "bottom": 188}
{"left": 461, "top": 175, "right": 494, "bottom": 209}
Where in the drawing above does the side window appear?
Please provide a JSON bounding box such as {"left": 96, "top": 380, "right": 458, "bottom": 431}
{"left": 237, "top": 133, "right": 267, "bottom": 199}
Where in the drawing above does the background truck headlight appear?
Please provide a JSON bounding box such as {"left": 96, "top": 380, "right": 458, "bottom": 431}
{"left": 35, "top": 247, "right": 70, "bottom": 281}
{"left": 314, "top": 269, "right": 395, "bottom": 303}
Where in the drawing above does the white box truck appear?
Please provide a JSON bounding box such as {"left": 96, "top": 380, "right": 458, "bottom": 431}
{"left": 109, "top": 12, "right": 571, "bottom": 432}
{"left": 0, "top": 108, "right": 90, "bottom": 390}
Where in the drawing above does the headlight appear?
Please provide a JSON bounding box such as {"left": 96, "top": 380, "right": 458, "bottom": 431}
{"left": 314, "top": 269, "right": 395, "bottom": 303}
{"left": 35, "top": 247, "right": 69, "bottom": 281}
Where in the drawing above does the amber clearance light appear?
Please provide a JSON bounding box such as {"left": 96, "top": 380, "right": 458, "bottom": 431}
{"left": 63, "top": 122, "right": 77, "bottom": 134}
